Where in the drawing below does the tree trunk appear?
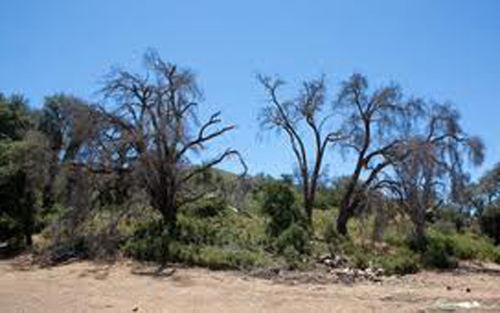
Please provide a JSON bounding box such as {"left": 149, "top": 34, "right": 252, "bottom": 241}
{"left": 64, "top": 167, "right": 77, "bottom": 206}
{"left": 304, "top": 192, "right": 314, "bottom": 227}
{"left": 15, "top": 171, "right": 35, "bottom": 247}
{"left": 337, "top": 185, "right": 359, "bottom": 236}
{"left": 336, "top": 204, "right": 352, "bottom": 236}
{"left": 163, "top": 201, "right": 178, "bottom": 237}
{"left": 25, "top": 231, "right": 33, "bottom": 247}
{"left": 151, "top": 184, "right": 178, "bottom": 238}
{"left": 42, "top": 151, "right": 59, "bottom": 211}
{"left": 372, "top": 204, "right": 386, "bottom": 242}
{"left": 336, "top": 158, "right": 365, "bottom": 236}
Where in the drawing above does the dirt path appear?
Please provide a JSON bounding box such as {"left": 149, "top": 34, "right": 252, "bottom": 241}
{"left": 1, "top": 259, "right": 500, "bottom": 312}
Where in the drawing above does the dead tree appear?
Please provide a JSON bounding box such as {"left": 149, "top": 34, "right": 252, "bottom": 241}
{"left": 335, "top": 73, "right": 423, "bottom": 236}
{"left": 385, "top": 104, "right": 484, "bottom": 246}
{"left": 258, "top": 74, "right": 342, "bottom": 225}
{"left": 99, "top": 50, "right": 246, "bottom": 235}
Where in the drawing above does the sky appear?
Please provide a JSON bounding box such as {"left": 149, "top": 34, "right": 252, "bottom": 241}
{"left": 1, "top": 0, "right": 499, "bottom": 180}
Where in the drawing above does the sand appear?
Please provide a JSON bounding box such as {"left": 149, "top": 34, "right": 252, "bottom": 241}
{"left": 1, "top": 259, "right": 500, "bottom": 312}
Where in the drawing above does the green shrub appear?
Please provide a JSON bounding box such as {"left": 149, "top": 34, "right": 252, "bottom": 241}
{"left": 313, "top": 208, "right": 336, "bottom": 240}
{"left": 447, "top": 232, "right": 500, "bottom": 262}
{"left": 261, "top": 182, "right": 302, "bottom": 237}
{"left": 188, "top": 196, "right": 228, "bottom": 218}
{"left": 0, "top": 213, "right": 23, "bottom": 244}
{"left": 435, "top": 208, "right": 470, "bottom": 234}
{"left": 324, "top": 223, "right": 348, "bottom": 255}
{"left": 275, "top": 223, "right": 311, "bottom": 255}
{"left": 177, "top": 211, "right": 268, "bottom": 250}
{"left": 122, "top": 210, "right": 272, "bottom": 269}
{"left": 351, "top": 249, "right": 371, "bottom": 270}
{"left": 176, "top": 214, "right": 219, "bottom": 245}
{"left": 378, "top": 247, "right": 420, "bottom": 275}
{"left": 480, "top": 204, "right": 500, "bottom": 244}
{"left": 124, "top": 235, "right": 268, "bottom": 270}
{"left": 196, "top": 246, "right": 268, "bottom": 270}
{"left": 337, "top": 240, "right": 372, "bottom": 270}
{"left": 422, "top": 231, "right": 458, "bottom": 269}
{"left": 121, "top": 219, "right": 171, "bottom": 262}
{"left": 260, "top": 182, "right": 312, "bottom": 261}
{"left": 417, "top": 229, "right": 500, "bottom": 268}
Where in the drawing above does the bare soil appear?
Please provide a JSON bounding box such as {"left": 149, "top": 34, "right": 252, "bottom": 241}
{"left": 1, "top": 258, "right": 500, "bottom": 312}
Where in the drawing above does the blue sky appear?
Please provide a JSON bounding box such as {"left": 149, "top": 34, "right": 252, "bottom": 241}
{"left": 1, "top": 0, "right": 499, "bottom": 179}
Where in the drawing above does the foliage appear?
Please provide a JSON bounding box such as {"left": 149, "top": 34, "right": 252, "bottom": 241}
{"left": 324, "top": 226, "right": 420, "bottom": 275}
{"left": 480, "top": 204, "right": 500, "bottom": 244}
{"left": 261, "top": 183, "right": 302, "bottom": 237}
{"left": 275, "top": 223, "right": 311, "bottom": 255}
{"left": 186, "top": 195, "right": 229, "bottom": 218}
{"left": 414, "top": 229, "right": 500, "bottom": 269}
{"left": 420, "top": 231, "right": 458, "bottom": 269}
{"left": 449, "top": 232, "right": 500, "bottom": 261}
{"left": 1, "top": 66, "right": 499, "bottom": 277}
{"left": 378, "top": 247, "right": 420, "bottom": 275}
{"left": 0, "top": 94, "right": 39, "bottom": 247}
{"left": 122, "top": 210, "right": 271, "bottom": 269}
{"left": 260, "top": 182, "right": 312, "bottom": 264}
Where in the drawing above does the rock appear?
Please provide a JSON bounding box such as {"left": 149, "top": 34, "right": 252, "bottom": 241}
{"left": 466, "top": 287, "right": 471, "bottom": 293}
{"left": 132, "top": 307, "right": 139, "bottom": 312}
{"left": 432, "top": 300, "right": 481, "bottom": 311}
{"left": 319, "top": 255, "right": 349, "bottom": 268}
{"left": 375, "top": 268, "right": 384, "bottom": 276}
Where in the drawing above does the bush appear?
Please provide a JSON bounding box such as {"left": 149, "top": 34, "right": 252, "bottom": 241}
{"left": 47, "top": 236, "right": 90, "bottom": 263}
{"left": 196, "top": 246, "right": 268, "bottom": 270}
{"left": 313, "top": 208, "right": 336, "bottom": 240}
{"left": 260, "top": 182, "right": 312, "bottom": 262}
{"left": 421, "top": 231, "right": 458, "bottom": 269}
{"left": 261, "top": 182, "right": 302, "bottom": 237}
{"left": 122, "top": 210, "right": 272, "bottom": 269}
{"left": 275, "top": 223, "right": 311, "bottom": 255}
{"left": 176, "top": 214, "right": 220, "bottom": 245}
{"left": 480, "top": 204, "right": 500, "bottom": 244}
{"left": 324, "top": 222, "right": 348, "bottom": 254}
{"left": 435, "top": 208, "right": 470, "bottom": 234}
{"left": 0, "top": 213, "right": 24, "bottom": 248}
{"left": 122, "top": 220, "right": 269, "bottom": 269}
{"left": 121, "top": 219, "right": 171, "bottom": 262}
{"left": 449, "top": 232, "right": 496, "bottom": 261}
{"left": 415, "top": 229, "right": 500, "bottom": 269}
{"left": 188, "top": 196, "right": 228, "bottom": 218}
{"left": 378, "top": 247, "right": 420, "bottom": 275}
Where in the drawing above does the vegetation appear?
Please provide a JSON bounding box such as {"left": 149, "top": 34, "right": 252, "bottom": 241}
{"left": 258, "top": 75, "right": 342, "bottom": 225}
{"left": 1, "top": 49, "right": 500, "bottom": 277}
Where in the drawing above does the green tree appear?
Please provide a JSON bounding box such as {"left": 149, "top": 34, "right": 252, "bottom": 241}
{"left": 0, "top": 94, "right": 37, "bottom": 246}
{"left": 37, "top": 94, "right": 95, "bottom": 209}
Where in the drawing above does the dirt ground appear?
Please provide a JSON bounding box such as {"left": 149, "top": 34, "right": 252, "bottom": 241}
{"left": 1, "top": 258, "right": 500, "bottom": 313}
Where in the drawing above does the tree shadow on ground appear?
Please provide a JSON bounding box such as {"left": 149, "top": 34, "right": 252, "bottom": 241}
{"left": 454, "top": 263, "right": 500, "bottom": 277}
{"left": 130, "top": 264, "right": 177, "bottom": 279}
{"left": 78, "top": 264, "right": 113, "bottom": 280}
{"left": 0, "top": 247, "right": 24, "bottom": 260}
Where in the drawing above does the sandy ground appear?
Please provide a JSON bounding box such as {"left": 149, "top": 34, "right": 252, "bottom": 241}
{"left": 1, "top": 258, "right": 500, "bottom": 313}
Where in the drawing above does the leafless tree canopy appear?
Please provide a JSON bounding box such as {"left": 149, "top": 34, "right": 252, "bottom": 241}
{"left": 334, "top": 73, "right": 424, "bottom": 235}
{"left": 258, "top": 74, "right": 342, "bottom": 224}
{"left": 97, "top": 50, "right": 246, "bottom": 233}
{"left": 384, "top": 104, "right": 485, "bottom": 243}
{"left": 334, "top": 73, "right": 484, "bottom": 238}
